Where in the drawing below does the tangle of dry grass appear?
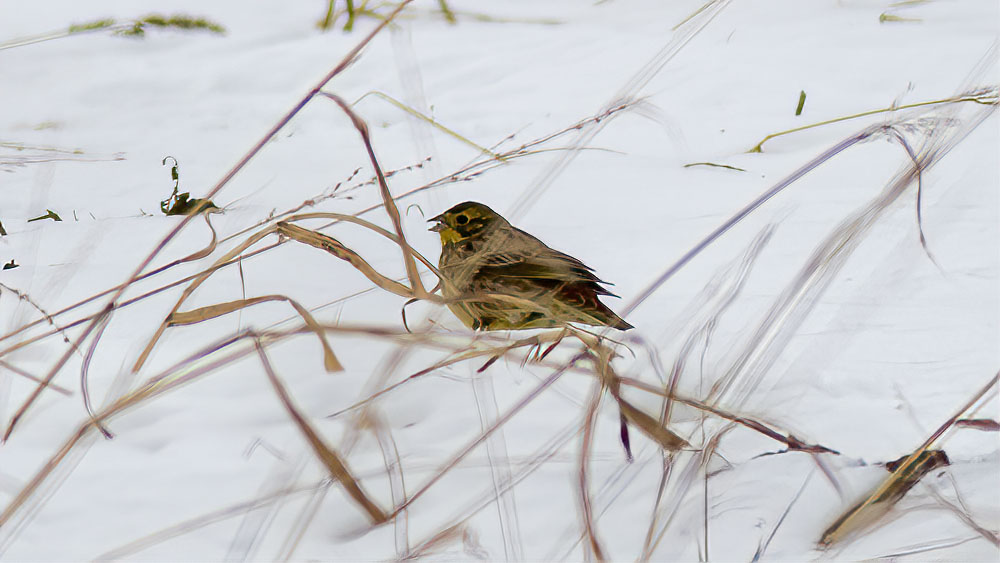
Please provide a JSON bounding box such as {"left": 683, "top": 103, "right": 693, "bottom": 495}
{"left": 0, "top": 4, "right": 996, "bottom": 561}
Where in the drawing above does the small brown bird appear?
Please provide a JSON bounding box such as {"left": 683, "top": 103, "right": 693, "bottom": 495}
{"left": 429, "top": 201, "right": 632, "bottom": 331}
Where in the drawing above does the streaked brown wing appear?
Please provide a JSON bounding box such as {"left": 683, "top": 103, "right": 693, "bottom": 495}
{"left": 477, "top": 227, "right": 617, "bottom": 295}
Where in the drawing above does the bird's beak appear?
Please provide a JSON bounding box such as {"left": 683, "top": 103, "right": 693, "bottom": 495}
{"left": 428, "top": 214, "right": 446, "bottom": 232}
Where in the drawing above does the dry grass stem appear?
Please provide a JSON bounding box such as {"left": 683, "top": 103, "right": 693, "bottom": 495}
{"left": 819, "top": 372, "right": 999, "bottom": 547}
{"left": 174, "top": 296, "right": 343, "bottom": 372}
{"left": 578, "top": 379, "right": 607, "bottom": 562}
{"left": 133, "top": 227, "right": 276, "bottom": 373}
{"left": 3, "top": 3, "right": 415, "bottom": 441}
{"left": 2, "top": 303, "right": 110, "bottom": 442}
{"left": 925, "top": 484, "right": 1000, "bottom": 547}
{"left": 95, "top": 481, "right": 326, "bottom": 560}
{"left": 253, "top": 338, "right": 387, "bottom": 524}
{"left": 0, "top": 359, "right": 72, "bottom": 395}
{"left": 618, "top": 376, "right": 833, "bottom": 454}
{"left": 747, "top": 88, "right": 999, "bottom": 152}
{"left": 275, "top": 222, "right": 417, "bottom": 299}
{"left": 319, "top": 93, "right": 428, "bottom": 299}
{"left": 80, "top": 310, "right": 114, "bottom": 438}
{"left": 354, "top": 90, "right": 502, "bottom": 160}
{"left": 388, "top": 364, "right": 573, "bottom": 519}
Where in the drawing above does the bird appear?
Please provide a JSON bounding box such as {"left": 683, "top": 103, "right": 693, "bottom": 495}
{"left": 428, "top": 201, "right": 633, "bottom": 331}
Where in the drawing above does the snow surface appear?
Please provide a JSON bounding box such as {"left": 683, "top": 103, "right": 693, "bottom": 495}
{"left": 0, "top": 0, "right": 997, "bottom": 560}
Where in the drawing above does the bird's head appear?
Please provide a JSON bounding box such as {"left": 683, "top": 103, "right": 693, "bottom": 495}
{"left": 429, "top": 201, "right": 504, "bottom": 245}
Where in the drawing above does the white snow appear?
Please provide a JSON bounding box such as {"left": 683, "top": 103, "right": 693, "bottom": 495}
{"left": 0, "top": 0, "right": 997, "bottom": 560}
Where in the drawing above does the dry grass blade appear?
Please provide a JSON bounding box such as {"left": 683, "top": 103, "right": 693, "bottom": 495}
{"left": 752, "top": 470, "right": 815, "bottom": 562}
{"left": 578, "top": 380, "right": 607, "bottom": 562}
{"left": 613, "top": 397, "right": 690, "bottom": 451}
{"left": 407, "top": 523, "right": 467, "bottom": 560}
{"left": 137, "top": 210, "right": 421, "bottom": 375}
{"left": 367, "top": 414, "right": 410, "bottom": 557}
{"left": 95, "top": 481, "right": 325, "bottom": 560}
{"left": 354, "top": 90, "right": 502, "bottom": 160}
{"left": 283, "top": 211, "right": 440, "bottom": 272}
{"left": 171, "top": 295, "right": 343, "bottom": 372}
{"left": 319, "top": 93, "right": 427, "bottom": 298}
{"left": 416, "top": 420, "right": 582, "bottom": 561}
{"left": 469, "top": 367, "right": 524, "bottom": 560}
{"left": 274, "top": 483, "right": 330, "bottom": 560}
{"left": 0, "top": 238, "right": 285, "bottom": 369}
{"left": 639, "top": 450, "right": 675, "bottom": 558}
{"left": 586, "top": 339, "right": 691, "bottom": 456}
{"left": 80, "top": 310, "right": 114, "bottom": 438}
{"left": 880, "top": 125, "right": 940, "bottom": 268}
{"left": 0, "top": 359, "right": 71, "bottom": 395}
{"left": 326, "top": 330, "right": 567, "bottom": 419}
{"left": 924, "top": 483, "right": 1000, "bottom": 547}
{"left": 747, "top": 89, "right": 998, "bottom": 152}
{"left": 819, "top": 449, "right": 955, "bottom": 544}
{"left": 253, "top": 338, "right": 387, "bottom": 524}
{"left": 72, "top": 0, "right": 411, "bottom": 393}
{"left": 168, "top": 296, "right": 282, "bottom": 326}
{"left": 276, "top": 222, "right": 416, "bottom": 299}
{"left": 819, "top": 371, "right": 999, "bottom": 547}
{"left": 643, "top": 427, "right": 733, "bottom": 558}
{"left": 0, "top": 332, "right": 263, "bottom": 534}
{"left": 133, "top": 227, "right": 277, "bottom": 373}
{"left": 177, "top": 213, "right": 219, "bottom": 263}
{"left": 872, "top": 536, "right": 985, "bottom": 559}
{"left": 0, "top": 282, "right": 77, "bottom": 348}
{"left": 0, "top": 240, "right": 278, "bottom": 357}
{"left": 617, "top": 376, "right": 834, "bottom": 454}
{"left": 622, "top": 129, "right": 872, "bottom": 319}
{"left": 600, "top": 348, "right": 689, "bottom": 452}
{"left": 0, "top": 422, "right": 95, "bottom": 533}
{"left": 388, "top": 363, "right": 573, "bottom": 519}
{"left": 3, "top": 303, "right": 109, "bottom": 442}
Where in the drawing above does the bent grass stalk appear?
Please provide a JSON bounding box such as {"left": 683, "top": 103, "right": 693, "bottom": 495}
{"left": 819, "top": 372, "right": 999, "bottom": 548}
{"left": 747, "top": 89, "right": 998, "bottom": 153}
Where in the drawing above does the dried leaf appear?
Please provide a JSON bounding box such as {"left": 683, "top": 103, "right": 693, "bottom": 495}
{"left": 277, "top": 222, "right": 413, "bottom": 299}
{"left": 170, "top": 295, "right": 343, "bottom": 372}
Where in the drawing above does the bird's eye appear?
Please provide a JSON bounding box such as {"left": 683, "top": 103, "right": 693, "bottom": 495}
{"left": 455, "top": 214, "right": 469, "bottom": 225}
